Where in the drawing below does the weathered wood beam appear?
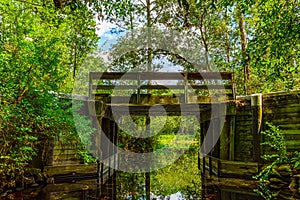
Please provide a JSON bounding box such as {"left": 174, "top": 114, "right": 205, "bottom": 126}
{"left": 90, "top": 72, "right": 234, "bottom": 81}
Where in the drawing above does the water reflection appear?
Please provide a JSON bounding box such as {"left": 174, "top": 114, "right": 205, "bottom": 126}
{"left": 18, "top": 150, "right": 296, "bottom": 199}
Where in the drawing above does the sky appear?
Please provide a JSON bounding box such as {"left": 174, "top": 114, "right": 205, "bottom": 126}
{"left": 96, "top": 21, "right": 123, "bottom": 50}
{"left": 96, "top": 20, "right": 182, "bottom": 72}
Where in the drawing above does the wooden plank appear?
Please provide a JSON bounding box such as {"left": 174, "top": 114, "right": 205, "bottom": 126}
{"left": 53, "top": 148, "right": 77, "bottom": 153}
{"left": 94, "top": 85, "right": 138, "bottom": 90}
{"left": 264, "top": 102, "right": 300, "bottom": 108}
{"left": 264, "top": 106, "right": 300, "bottom": 114}
{"left": 220, "top": 160, "right": 258, "bottom": 177}
{"left": 187, "top": 72, "right": 233, "bottom": 80}
{"left": 51, "top": 160, "right": 82, "bottom": 166}
{"left": 235, "top": 112, "right": 252, "bottom": 116}
{"left": 286, "top": 140, "right": 300, "bottom": 148}
{"left": 235, "top": 120, "right": 253, "bottom": 125}
{"left": 252, "top": 94, "right": 262, "bottom": 162}
{"left": 233, "top": 134, "right": 253, "bottom": 141}
{"left": 220, "top": 116, "right": 230, "bottom": 160}
{"left": 229, "top": 115, "right": 236, "bottom": 161}
{"left": 90, "top": 72, "right": 234, "bottom": 81}
{"left": 92, "top": 84, "right": 233, "bottom": 91}
{"left": 101, "top": 103, "right": 233, "bottom": 117}
{"left": 282, "top": 129, "right": 300, "bottom": 135}
{"left": 52, "top": 154, "right": 81, "bottom": 160}
{"left": 234, "top": 115, "right": 252, "bottom": 121}
{"left": 44, "top": 164, "right": 98, "bottom": 176}
{"left": 264, "top": 112, "right": 300, "bottom": 119}
{"left": 262, "top": 90, "right": 300, "bottom": 98}
{"left": 94, "top": 95, "right": 233, "bottom": 105}
{"left": 283, "top": 134, "right": 300, "bottom": 140}
{"left": 264, "top": 117, "right": 300, "bottom": 125}
{"left": 90, "top": 72, "right": 137, "bottom": 80}
{"left": 278, "top": 124, "right": 300, "bottom": 130}
{"left": 140, "top": 72, "right": 184, "bottom": 80}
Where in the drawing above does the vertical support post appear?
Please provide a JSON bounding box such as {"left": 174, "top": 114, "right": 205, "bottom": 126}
{"left": 219, "top": 116, "right": 230, "bottom": 160}
{"left": 229, "top": 116, "right": 236, "bottom": 160}
{"left": 209, "top": 155, "right": 212, "bottom": 177}
{"left": 231, "top": 73, "right": 236, "bottom": 100}
{"left": 100, "top": 162, "right": 104, "bottom": 185}
{"left": 200, "top": 122, "right": 206, "bottom": 175}
{"left": 108, "top": 120, "right": 114, "bottom": 178}
{"left": 113, "top": 121, "right": 118, "bottom": 173}
{"left": 198, "top": 116, "right": 202, "bottom": 171}
{"left": 229, "top": 102, "right": 236, "bottom": 161}
{"left": 97, "top": 160, "right": 101, "bottom": 191}
{"left": 213, "top": 104, "right": 221, "bottom": 177}
{"left": 145, "top": 115, "right": 151, "bottom": 200}
{"left": 112, "top": 121, "right": 117, "bottom": 200}
{"left": 251, "top": 94, "right": 262, "bottom": 162}
{"left": 89, "top": 72, "right": 93, "bottom": 99}
{"left": 137, "top": 73, "right": 141, "bottom": 104}
{"left": 184, "top": 72, "right": 188, "bottom": 104}
{"left": 209, "top": 119, "right": 214, "bottom": 177}
{"left": 96, "top": 116, "right": 103, "bottom": 196}
{"left": 100, "top": 118, "right": 109, "bottom": 185}
{"left": 145, "top": 173, "right": 150, "bottom": 200}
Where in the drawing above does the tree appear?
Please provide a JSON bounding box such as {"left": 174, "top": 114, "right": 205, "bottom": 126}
{"left": 247, "top": 0, "right": 300, "bottom": 93}
{"left": 0, "top": 0, "right": 98, "bottom": 195}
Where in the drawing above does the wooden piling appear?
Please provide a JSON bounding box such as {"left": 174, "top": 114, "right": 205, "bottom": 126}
{"left": 251, "top": 94, "right": 262, "bottom": 162}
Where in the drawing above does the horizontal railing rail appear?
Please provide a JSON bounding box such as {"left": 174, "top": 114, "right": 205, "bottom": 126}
{"left": 89, "top": 72, "right": 236, "bottom": 102}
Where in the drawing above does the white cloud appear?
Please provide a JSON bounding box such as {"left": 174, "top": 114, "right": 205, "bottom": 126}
{"left": 96, "top": 21, "right": 116, "bottom": 36}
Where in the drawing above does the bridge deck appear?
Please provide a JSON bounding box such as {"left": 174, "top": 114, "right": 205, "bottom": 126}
{"left": 98, "top": 102, "right": 235, "bottom": 119}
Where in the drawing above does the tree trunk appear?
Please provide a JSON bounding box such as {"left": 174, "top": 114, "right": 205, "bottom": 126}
{"left": 146, "top": 0, "right": 152, "bottom": 72}
{"left": 199, "top": 15, "right": 210, "bottom": 71}
{"left": 237, "top": 7, "right": 249, "bottom": 94}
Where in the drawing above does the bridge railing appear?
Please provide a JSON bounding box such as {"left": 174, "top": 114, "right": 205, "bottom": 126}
{"left": 89, "top": 72, "right": 236, "bottom": 103}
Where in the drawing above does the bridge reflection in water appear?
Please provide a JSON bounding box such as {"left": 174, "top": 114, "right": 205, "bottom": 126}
{"left": 35, "top": 157, "right": 264, "bottom": 200}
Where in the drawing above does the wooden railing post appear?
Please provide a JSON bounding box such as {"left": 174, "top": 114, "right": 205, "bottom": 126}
{"left": 184, "top": 72, "right": 188, "bottom": 104}
{"left": 231, "top": 73, "right": 236, "bottom": 100}
{"left": 251, "top": 94, "right": 262, "bottom": 162}
{"left": 137, "top": 73, "right": 141, "bottom": 104}
{"left": 89, "top": 72, "right": 92, "bottom": 99}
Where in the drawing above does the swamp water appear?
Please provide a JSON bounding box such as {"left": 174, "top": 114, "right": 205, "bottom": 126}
{"left": 16, "top": 150, "right": 296, "bottom": 200}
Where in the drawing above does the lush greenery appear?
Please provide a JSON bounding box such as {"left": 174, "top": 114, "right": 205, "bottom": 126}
{"left": 116, "top": 148, "right": 201, "bottom": 199}
{"left": 0, "top": 0, "right": 299, "bottom": 198}
{"left": 100, "top": 0, "right": 299, "bottom": 95}
{"left": 255, "top": 123, "right": 300, "bottom": 199}
{"left": 0, "top": 0, "right": 98, "bottom": 196}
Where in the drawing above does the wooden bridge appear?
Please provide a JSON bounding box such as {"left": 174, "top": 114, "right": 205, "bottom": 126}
{"left": 90, "top": 71, "right": 236, "bottom": 199}
{"left": 88, "top": 72, "right": 300, "bottom": 179}
{"left": 41, "top": 71, "right": 300, "bottom": 199}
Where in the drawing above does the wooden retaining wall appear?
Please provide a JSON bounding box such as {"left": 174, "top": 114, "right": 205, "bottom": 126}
{"left": 47, "top": 90, "right": 299, "bottom": 180}
{"left": 201, "top": 90, "right": 300, "bottom": 178}
{"left": 234, "top": 97, "right": 253, "bottom": 161}
{"left": 263, "top": 91, "right": 300, "bottom": 152}
{"left": 46, "top": 139, "right": 83, "bottom": 166}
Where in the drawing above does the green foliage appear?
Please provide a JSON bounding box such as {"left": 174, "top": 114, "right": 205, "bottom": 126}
{"left": 99, "top": 0, "right": 300, "bottom": 95}
{"left": 71, "top": 102, "right": 97, "bottom": 163}
{"left": 255, "top": 123, "right": 300, "bottom": 199}
{"left": 116, "top": 173, "right": 146, "bottom": 199}
{"left": 151, "top": 149, "right": 201, "bottom": 198}
{"left": 0, "top": 0, "right": 98, "bottom": 195}
{"left": 247, "top": 0, "right": 300, "bottom": 92}
{"left": 116, "top": 150, "right": 201, "bottom": 199}
{"left": 261, "top": 123, "right": 287, "bottom": 160}
{"left": 255, "top": 123, "right": 288, "bottom": 181}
